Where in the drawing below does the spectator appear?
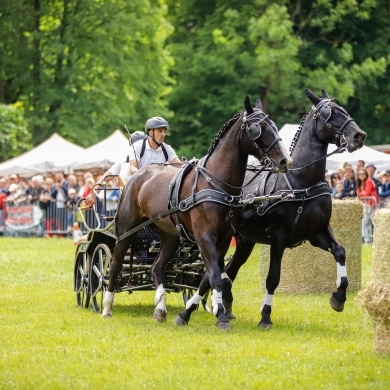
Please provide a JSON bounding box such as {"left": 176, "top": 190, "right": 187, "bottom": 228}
{"left": 65, "top": 188, "right": 79, "bottom": 233}
{"left": 0, "top": 177, "right": 8, "bottom": 235}
{"left": 366, "top": 163, "right": 381, "bottom": 190}
{"left": 9, "top": 173, "right": 18, "bottom": 185}
{"left": 39, "top": 178, "right": 55, "bottom": 237}
{"left": 378, "top": 170, "right": 390, "bottom": 207}
{"left": 333, "top": 181, "right": 344, "bottom": 200}
{"left": 356, "top": 168, "right": 380, "bottom": 245}
{"left": 27, "top": 175, "right": 45, "bottom": 205}
{"left": 67, "top": 174, "right": 80, "bottom": 194}
{"left": 81, "top": 177, "right": 95, "bottom": 198}
{"left": 342, "top": 166, "right": 357, "bottom": 198}
{"left": 50, "top": 172, "right": 68, "bottom": 236}
{"left": 336, "top": 167, "right": 345, "bottom": 181}
{"left": 329, "top": 173, "right": 340, "bottom": 197}
{"left": 77, "top": 177, "right": 85, "bottom": 198}
{"left": 98, "top": 180, "right": 120, "bottom": 218}
{"left": 6, "top": 183, "right": 26, "bottom": 205}
{"left": 356, "top": 160, "right": 365, "bottom": 171}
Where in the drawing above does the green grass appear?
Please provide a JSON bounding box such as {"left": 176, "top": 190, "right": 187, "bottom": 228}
{"left": 0, "top": 239, "right": 388, "bottom": 389}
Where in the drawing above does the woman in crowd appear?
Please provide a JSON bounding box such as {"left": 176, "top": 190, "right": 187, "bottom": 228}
{"left": 356, "top": 168, "right": 380, "bottom": 244}
{"left": 329, "top": 173, "right": 341, "bottom": 197}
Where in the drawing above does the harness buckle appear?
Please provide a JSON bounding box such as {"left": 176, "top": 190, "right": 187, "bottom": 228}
{"left": 297, "top": 206, "right": 303, "bottom": 214}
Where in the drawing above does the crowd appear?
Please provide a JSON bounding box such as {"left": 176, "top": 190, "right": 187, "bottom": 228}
{"left": 1, "top": 159, "right": 389, "bottom": 243}
{"left": 327, "top": 160, "right": 390, "bottom": 245}
{"left": 0, "top": 171, "right": 120, "bottom": 237}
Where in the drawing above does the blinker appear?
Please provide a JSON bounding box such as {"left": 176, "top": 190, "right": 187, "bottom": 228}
{"left": 320, "top": 105, "right": 331, "bottom": 122}
{"left": 247, "top": 123, "right": 262, "bottom": 140}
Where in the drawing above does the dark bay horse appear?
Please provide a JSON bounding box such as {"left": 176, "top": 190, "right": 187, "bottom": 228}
{"left": 175, "top": 89, "right": 367, "bottom": 329}
{"left": 101, "top": 96, "right": 292, "bottom": 330}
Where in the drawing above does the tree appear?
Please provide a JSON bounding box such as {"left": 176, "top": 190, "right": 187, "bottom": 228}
{"left": 167, "top": 0, "right": 390, "bottom": 157}
{"left": 166, "top": 0, "right": 302, "bottom": 158}
{"left": 1, "top": 0, "right": 173, "bottom": 147}
{"left": 0, "top": 103, "right": 31, "bottom": 162}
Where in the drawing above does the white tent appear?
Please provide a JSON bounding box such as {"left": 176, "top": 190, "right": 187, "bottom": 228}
{"left": 71, "top": 129, "right": 130, "bottom": 171}
{"left": 279, "top": 124, "right": 390, "bottom": 173}
{"left": 0, "top": 133, "right": 85, "bottom": 177}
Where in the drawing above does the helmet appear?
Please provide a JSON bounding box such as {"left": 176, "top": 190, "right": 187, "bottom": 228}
{"left": 144, "top": 117, "right": 170, "bottom": 133}
{"left": 129, "top": 131, "right": 147, "bottom": 145}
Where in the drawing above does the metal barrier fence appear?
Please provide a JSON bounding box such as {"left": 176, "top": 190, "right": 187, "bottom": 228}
{"left": 0, "top": 196, "right": 385, "bottom": 239}
{"left": 1, "top": 199, "right": 117, "bottom": 237}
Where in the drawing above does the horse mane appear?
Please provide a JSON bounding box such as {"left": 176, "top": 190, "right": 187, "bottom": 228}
{"left": 207, "top": 110, "right": 243, "bottom": 155}
{"left": 289, "top": 109, "right": 310, "bottom": 154}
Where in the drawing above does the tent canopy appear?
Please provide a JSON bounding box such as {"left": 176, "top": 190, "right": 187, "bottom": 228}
{"left": 71, "top": 130, "right": 130, "bottom": 171}
{"left": 279, "top": 124, "right": 390, "bottom": 173}
{"left": 0, "top": 133, "right": 85, "bottom": 177}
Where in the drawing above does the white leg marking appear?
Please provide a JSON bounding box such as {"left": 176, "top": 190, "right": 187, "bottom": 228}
{"left": 101, "top": 291, "right": 114, "bottom": 317}
{"left": 211, "top": 289, "right": 223, "bottom": 316}
{"left": 155, "top": 283, "right": 167, "bottom": 312}
{"left": 260, "top": 293, "right": 274, "bottom": 313}
{"left": 186, "top": 290, "right": 204, "bottom": 309}
{"left": 336, "top": 263, "right": 347, "bottom": 288}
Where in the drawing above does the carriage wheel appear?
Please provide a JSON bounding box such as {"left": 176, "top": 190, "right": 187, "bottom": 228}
{"left": 90, "top": 244, "right": 111, "bottom": 313}
{"left": 75, "top": 252, "right": 90, "bottom": 309}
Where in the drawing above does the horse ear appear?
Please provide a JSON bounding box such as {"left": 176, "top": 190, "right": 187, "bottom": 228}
{"left": 255, "top": 96, "right": 263, "bottom": 111}
{"left": 322, "top": 89, "right": 330, "bottom": 99}
{"left": 305, "top": 88, "right": 321, "bottom": 106}
{"left": 244, "top": 95, "right": 253, "bottom": 114}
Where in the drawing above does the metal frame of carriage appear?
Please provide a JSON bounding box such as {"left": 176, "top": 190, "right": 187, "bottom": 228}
{"left": 73, "top": 175, "right": 210, "bottom": 314}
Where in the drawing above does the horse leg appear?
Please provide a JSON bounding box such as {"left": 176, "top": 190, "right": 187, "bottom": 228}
{"left": 151, "top": 234, "right": 180, "bottom": 323}
{"left": 259, "top": 242, "right": 286, "bottom": 330}
{"left": 101, "top": 237, "right": 133, "bottom": 318}
{"left": 309, "top": 225, "right": 348, "bottom": 312}
{"left": 199, "top": 235, "right": 232, "bottom": 331}
{"left": 174, "top": 239, "right": 255, "bottom": 325}
{"left": 223, "top": 240, "right": 256, "bottom": 319}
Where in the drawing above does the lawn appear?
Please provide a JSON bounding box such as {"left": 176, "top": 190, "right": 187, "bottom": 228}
{"left": 0, "top": 238, "right": 388, "bottom": 389}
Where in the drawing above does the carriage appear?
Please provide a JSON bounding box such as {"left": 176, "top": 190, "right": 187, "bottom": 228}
{"left": 73, "top": 176, "right": 210, "bottom": 314}
{"left": 73, "top": 94, "right": 292, "bottom": 330}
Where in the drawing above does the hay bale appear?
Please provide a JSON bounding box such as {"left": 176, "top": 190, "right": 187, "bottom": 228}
{"left": 357, "top": 208, "right": 390, "bottom": 353}
{"left": 372, "top": 208, "right": 390, "bottom": 284}
{"left": 260, "top": 199, "right": 362, "bottom": 293}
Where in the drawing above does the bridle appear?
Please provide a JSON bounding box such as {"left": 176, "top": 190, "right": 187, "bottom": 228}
{"left": 313, "top": 98, "right": 354, "bottom": 148}
{"left": 241, "top": 109, "right": 282, "bottom": 160}
{"left": 288, "top": 99, "right": 354, "bottom": 171}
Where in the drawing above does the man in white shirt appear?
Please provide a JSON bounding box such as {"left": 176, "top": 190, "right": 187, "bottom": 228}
{"left": 85, "top": 117, "right": 181, "bottom": 207}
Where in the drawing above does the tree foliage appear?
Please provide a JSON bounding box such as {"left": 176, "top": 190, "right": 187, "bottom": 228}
{"left": 0, "top": 0, "right": 389, "bottom": 163}
{"left": 0, "top": 103, "right": 31, "bottom": 161}
{"left": 0, "top": 0, "right": 173, "bottom": 148}
{"left": 166, "top": 0, "right": 390, "bottom": 156}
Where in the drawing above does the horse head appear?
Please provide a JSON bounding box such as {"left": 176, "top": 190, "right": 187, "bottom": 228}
{"left": 305, "top": 89, "right": 367, "bottom": 152}
{"left": 243, "top": 95, "right": 292, "bottom": 173}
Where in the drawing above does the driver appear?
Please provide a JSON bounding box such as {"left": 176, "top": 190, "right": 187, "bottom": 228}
{"left": 85, "top": 116, "right": 181, "bottom": 207}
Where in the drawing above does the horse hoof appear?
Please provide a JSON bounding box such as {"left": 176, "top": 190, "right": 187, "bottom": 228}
{"left": 153, "top": 309, "right": 167, "bottom": 323}
{"left": 258, "top": 322, "right": 272, "bottom": 330}
{"left": 174, "top": 315, "right": 188, "bottom": 326}
{"left": 101, "top": 313, "right": 112, "bottom": 319}
{"left": 226, "top": 312, "right": 236, "bottom": 321}
{"left": 330, "top": 296, "right": 345, "bottom": 312}
{"left": 216, "top": 321, "right": 231, "bottom": 331}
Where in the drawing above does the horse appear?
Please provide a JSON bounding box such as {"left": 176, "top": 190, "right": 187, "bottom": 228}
{"left": 101, "top": 95, "right": 292, "bottom": 331}
{"left": 175, "top": 88, "right": 367, "bottom": 329}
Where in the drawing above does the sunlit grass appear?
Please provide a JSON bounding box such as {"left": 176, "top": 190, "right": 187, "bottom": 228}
{"left": 0, "top": 239, "right": 388, "bottom": 389}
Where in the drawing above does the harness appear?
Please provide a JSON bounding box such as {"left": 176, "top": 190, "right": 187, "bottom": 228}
{"left": 140, "top": 138, "right": 169, "bottom": 162}
{"left": 242, "top": 172, "right": 331, "bottom": 248}
{"left": 117, "top": 157, "right": 242, "bottom": 243}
